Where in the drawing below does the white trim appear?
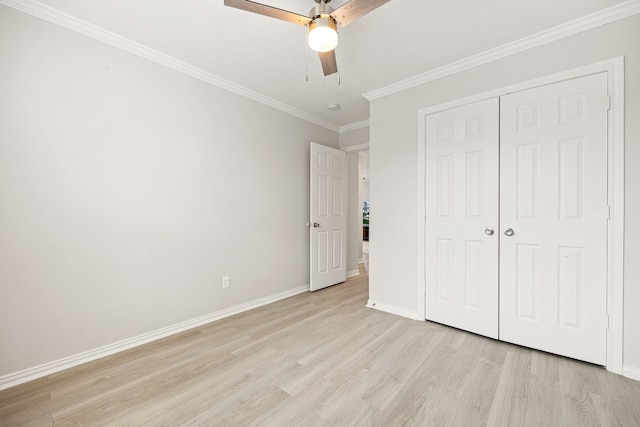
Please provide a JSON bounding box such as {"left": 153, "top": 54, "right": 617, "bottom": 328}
{"left": 0, "top": 0, "right": 339, "bottom": 132}
{"left": 606, "top": 57, "right": 625, "bottom": 376}
{"left": 339, "top": 120, "right": 370, "bottom": 133}
{"left": 365, "top": 0, "right": 640, "bottom": 101}
{"left": 341, "top": 143, "right": 370, "bottom": 152}
{"left": 0, "top": 284, "right": 309, "bottom": 391}
{"left": 623, "top": 366, "right": 640, "bottom": 382}
{"left": 366, "top": 300, "right": 420, "bottom": 321}
{"left": 347, "top": 269, "right": 360, "bottom": 278}
{"left": 417, "top": 105, "right": 427, "bottom": 324}
{"left": 417, "top": 57, "right": 625, "bottom": 376}
{"left": 415, "top": 58, "right": 624, "bottom": 118}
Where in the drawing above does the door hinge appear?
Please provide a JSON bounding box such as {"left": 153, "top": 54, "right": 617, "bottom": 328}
{"left": 605, "top": 314, "right": 610, "bottom": 329}
{"left": 606, "top": 95, "right": 611, "bottom": 111}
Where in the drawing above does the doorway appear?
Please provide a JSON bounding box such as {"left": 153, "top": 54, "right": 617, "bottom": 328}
{"left": 360, "top": 150, "right": 370, "bottom": 258}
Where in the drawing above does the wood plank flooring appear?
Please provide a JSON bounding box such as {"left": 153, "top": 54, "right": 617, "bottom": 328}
{"left": 2, "top": 263, "right": 640, "bottom": 426}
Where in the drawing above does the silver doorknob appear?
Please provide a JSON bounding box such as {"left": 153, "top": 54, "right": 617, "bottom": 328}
{"left": 485, "top": 227, "right": 494, "bottom": 236}
{"left": 504, "top": 228, "right": 514, "bottom": 236}
{"left": 313, "top": 223, "right": 320, "bottom": 228}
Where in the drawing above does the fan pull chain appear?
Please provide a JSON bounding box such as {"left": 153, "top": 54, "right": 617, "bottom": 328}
{"left": 305, "top": 24, "right": 310, "bottom": 82}
{"left": 336, "top": 47, "right": 341, "bottom": 85}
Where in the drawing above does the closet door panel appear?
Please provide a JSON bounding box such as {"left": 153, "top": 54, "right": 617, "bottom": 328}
{"left": 425, "top": 98, "right": 499, "bottom": 339}
{"left": 499, "top": 73, "right": 609, "bottom": 365}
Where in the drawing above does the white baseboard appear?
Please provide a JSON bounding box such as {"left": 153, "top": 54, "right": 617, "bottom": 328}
{"left": 623, "top": 365, "right": 640, "bottom": 381}
{"left": 366, "top": 300, "right": 421, "bottom": 321}
{"left": 0, "top": 284, "right": 309, "bottom": 391}
{"left": 346, "top": 269, "right": 360, "bottom": 278}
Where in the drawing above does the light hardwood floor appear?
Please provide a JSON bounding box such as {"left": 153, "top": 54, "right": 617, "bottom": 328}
{"left": 2, "top": 263, "right": 639, "bottom": 426}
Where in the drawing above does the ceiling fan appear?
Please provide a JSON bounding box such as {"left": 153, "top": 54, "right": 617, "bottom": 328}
{"left": 224, "top": 0, "right": 390, "bottom": 76}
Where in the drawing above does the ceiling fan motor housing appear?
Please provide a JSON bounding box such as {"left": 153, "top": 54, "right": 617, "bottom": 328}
{"left": 309, "top": 3, "right": 336, "bottom": 22}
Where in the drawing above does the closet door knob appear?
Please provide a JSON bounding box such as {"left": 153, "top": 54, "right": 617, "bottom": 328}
{"left": 504, "top": 228, "right": 514, "bottom": 237}
{"left": 485, "top": 227, "right": 494, "bottom": 236}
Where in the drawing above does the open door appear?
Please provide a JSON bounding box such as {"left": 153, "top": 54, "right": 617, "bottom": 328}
{"left": 310, "top": 143, "right": 347, "bottom": 291}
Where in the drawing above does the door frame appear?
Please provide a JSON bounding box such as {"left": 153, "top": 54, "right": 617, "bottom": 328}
{"left": 417, "top": 57, "right": 625, "bottom": 374}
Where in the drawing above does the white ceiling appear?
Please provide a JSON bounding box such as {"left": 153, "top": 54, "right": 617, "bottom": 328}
{"left": 19, "top": 0, "right": 629, "bottom": 128}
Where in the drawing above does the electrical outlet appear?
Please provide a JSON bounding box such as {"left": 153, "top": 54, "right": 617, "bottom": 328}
{"left": 222, "top": 276, "right": 229, "bottom": 288}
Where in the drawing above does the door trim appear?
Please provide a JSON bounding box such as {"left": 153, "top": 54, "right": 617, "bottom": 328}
{"left": 417, "top": 57, "right": 625, "bottom": 375}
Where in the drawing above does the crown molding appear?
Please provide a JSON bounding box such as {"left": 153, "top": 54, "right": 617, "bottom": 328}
{"left": 364, "top": 0, "right": 640, "bottom": 101}
{"left": 339, "top": 119, "right": 370, "bottom": 133}
{"left": 0, "top": 0, "right": 340, "bottom": 132}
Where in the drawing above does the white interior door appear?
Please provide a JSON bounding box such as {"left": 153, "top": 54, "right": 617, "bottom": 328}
{"left": 425, "top": 98, "right": 500, "bottom": 339}
{"left": 310, "top": 143, "right": 347, "bottom": 291}
{"left": 499, "top": 73, "right": 609, "bottom": 364}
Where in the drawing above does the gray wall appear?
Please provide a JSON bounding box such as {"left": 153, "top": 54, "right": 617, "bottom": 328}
{"left": 0, "top": 6, "right": 338, "bottom": 377}
{"left": 369, "top": 14, "right": 640, "bottom": 373}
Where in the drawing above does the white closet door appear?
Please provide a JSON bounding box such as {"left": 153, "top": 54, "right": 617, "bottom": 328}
{"left": 499, "top": 73, "right": 609, "bottom": 364}
{"left": 425, "top": 98, "right": 500, "bottom": 339}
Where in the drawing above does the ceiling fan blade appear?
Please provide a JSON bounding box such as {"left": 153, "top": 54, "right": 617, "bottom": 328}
{"left": 330, "top": 0, "right": 390, "bottom": 27}
{"left": 318, "top": 50, "right": 338, "bottom": 76}
{"left": 224, "top": 0, "right": 311, "bottom": 26}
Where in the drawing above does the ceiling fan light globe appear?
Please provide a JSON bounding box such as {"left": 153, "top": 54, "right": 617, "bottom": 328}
{"left": 308, "top": 17, "right": 338, "bottom": 52}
